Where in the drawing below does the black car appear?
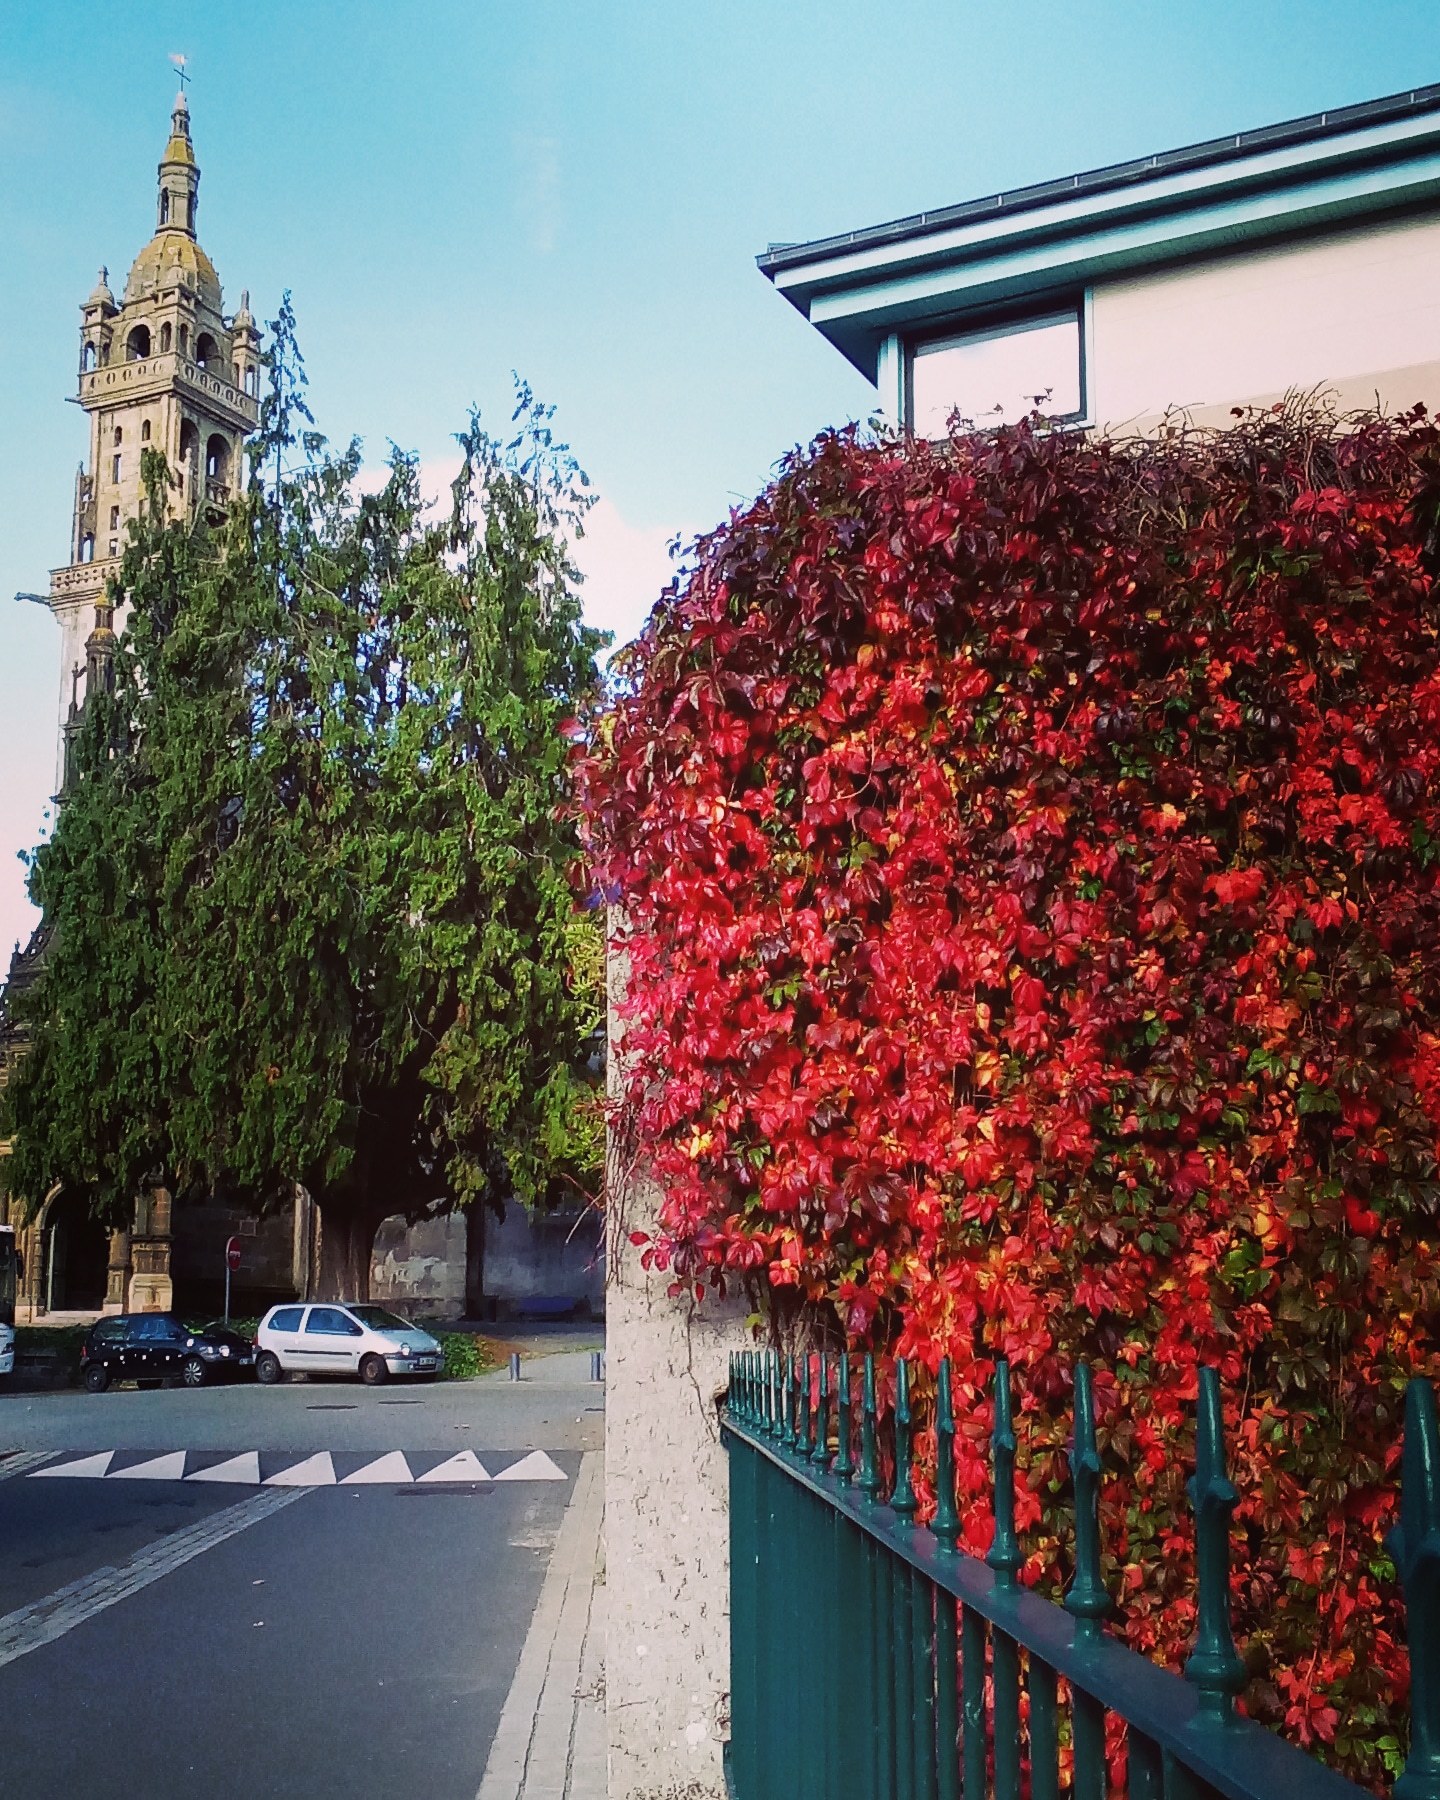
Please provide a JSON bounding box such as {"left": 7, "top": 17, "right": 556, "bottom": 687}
{"left": 80, "top": 1313, "right": 255, "bottom": 1392}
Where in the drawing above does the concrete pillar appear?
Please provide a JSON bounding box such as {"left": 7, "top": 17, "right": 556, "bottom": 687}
{"left": 104, "top": 1228, "right": 131, "bottom": 1313}
{"left": 127, "top": 1185, "right": 173, "bottom": 1312}
{"left": 605, "top": 926, "right": 746, "bottom": 1800}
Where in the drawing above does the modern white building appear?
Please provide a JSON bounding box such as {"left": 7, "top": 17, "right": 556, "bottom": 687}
{"left": 759, "top": 82, "right": 1440, "bottom": 437}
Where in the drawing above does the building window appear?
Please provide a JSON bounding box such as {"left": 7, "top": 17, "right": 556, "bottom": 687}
{"left": 113, "top": 426, "right": 123, "bottom": 447}
{"left": 908, "top": 307, "right": 1084, "bottom": 437}
{"left": 179, "top": 325, "right": 189, "bottom": 356}
{"left": 125, "top": 323, "right": 151, "bottom": 362}
{"left": 108, "top": 538, "right": 118, "bottom": 557}
{"left": 109, "top": 507, "right": 120, "bottom": 530}
{"left": 80, "top": 534, "right": 94, "bottom": 563}
{"left": 112, "top": 453, "right": 122, "bottom": 483}
{"left": 161, "top": 191, "right": 170, "bottom": 225}
{"left": 82, "top": 343, "right": 96, "bottom": 373}
{"left": 195, "top": 332, "right": 217, "bottom": 371}
{"left": 141, "top": 420, "right": 152, "bottom": 442}
{"left": 160, "top": 322, "right": 172, "bottom": 353}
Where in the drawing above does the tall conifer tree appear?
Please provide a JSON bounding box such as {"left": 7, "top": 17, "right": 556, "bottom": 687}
{"left": 3, "top": 304, "right": 606, "bottom": 1297}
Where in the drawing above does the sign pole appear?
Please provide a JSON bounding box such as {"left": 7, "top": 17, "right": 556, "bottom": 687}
{"left": 223, "top": 1235, "right": 242, "bottom": 1323}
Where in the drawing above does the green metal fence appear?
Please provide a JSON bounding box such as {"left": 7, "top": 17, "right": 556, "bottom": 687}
{"left": 722, "top": 1351, "right": 1440, "bottom": 1800}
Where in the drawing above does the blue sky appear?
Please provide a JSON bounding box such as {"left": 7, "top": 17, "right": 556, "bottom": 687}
{"left": 1, "top": 0, "right": 1436, "bottom": 958}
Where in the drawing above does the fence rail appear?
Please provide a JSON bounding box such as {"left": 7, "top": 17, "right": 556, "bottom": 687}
{"left": 722, "top": 1352, "right": 1440, "bottom": 1800}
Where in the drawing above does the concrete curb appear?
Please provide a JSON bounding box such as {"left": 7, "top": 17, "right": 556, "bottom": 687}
{"left": 477, "top": 1448, "right": 605, "bottom": 1800}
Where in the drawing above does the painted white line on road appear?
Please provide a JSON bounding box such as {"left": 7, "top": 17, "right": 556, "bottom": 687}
{"left": 265, "top": 1451, "right": 336, "bottom": 1487}
{"left": 344, "top": 1451, "right": 414, "bottom": 1484}
{"left": 187, "top": 1452, "right": 261, "bottom": 1484}
{"left": 110, "top": 1452, "right": 188, "bottom": 1481}
{"left": 494, "top": 1451, "right": 566, "bottom": 1483}
{"left": 31, "top": 1451, "right": 114, "bottom": 1479}
{"left": 0, "top": 1453, "right": 59, "bottom": 1483}
{"left": 0, "top": 1486, "right": 308, "bottom": 1671}
{"left": 419, "top": 1450, "right": 492, "bottom": 1483}
{"left": 23, "top": 1449, "right": 572, "bottom": 1485}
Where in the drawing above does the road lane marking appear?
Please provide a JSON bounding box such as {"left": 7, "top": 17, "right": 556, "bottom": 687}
{"left": 31, "top": 1452, "right": 114, "bottom": 1479}
{"left": 187, "top": 1452, "right": 261, "bottom": 1484}
{"left": 0, "top": 1453, "right": 58, "bottom": 1483}
{"left": 418, "top": 1450, "right": 491, "bottom": 1483}
{"left": 494, "top": 1451, "right": 566, "bottom": 1482}
{"left": 343, "top": 1451, "right": 413, "bottom": 1484}
{"left": 264, "top": 1451, "right": 336, "bottom": 1486}
{"left": 110, "top": 1452, "right": 188, "bottom": 1481}
{"left": 23, "top": 1449, "right": 573, "bottom": 1484}
{"left": 0, "top": 1486, "right": 308, "bottom": 1670}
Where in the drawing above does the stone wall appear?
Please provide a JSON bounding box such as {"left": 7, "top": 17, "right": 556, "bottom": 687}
{"left": 605, "top": 925, "right": 744, "bottom": 1799}
{"left": 485, "top": 1201, "right": 603, "bottom": 1316}
{"left": 371, "top": 1209, "right": 468, "bottom": 1312}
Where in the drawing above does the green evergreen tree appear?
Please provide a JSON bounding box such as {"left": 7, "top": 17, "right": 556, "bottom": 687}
{"left": 3, "top": 303, "right": 606, "bottom": 1297}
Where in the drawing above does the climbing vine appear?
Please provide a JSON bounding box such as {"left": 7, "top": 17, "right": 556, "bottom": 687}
{"left": 577, "top": 404, "right": 1440, "bottom": 1783}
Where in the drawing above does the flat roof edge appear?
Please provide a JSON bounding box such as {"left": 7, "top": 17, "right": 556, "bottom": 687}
{"left": 758, "top": 81, "right": 1440, "bottom": 279}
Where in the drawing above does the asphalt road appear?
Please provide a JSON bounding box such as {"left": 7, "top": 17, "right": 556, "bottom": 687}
{"left": 0, "top": 1358, "right": 603, "bottom": 1799}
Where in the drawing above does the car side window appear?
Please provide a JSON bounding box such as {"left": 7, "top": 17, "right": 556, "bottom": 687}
{"left": 305, "top": 1307, "right": 363, "bottom": 1337}
{"left": 269, "top": 1307, "right": 303, "bottom": 1332}
{"left": 91, "top": 1321, "right": 125, "bottom": 1347}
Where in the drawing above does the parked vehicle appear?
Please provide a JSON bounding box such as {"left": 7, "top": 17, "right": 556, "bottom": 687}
{"left": 254, "top": 1302, "right": 443, "bottom": 1386}
{"left": 80, "top": 1314, "right": 255, "bottom": 1392}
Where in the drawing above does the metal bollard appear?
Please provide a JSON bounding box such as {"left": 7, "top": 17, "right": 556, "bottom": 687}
{"left": 509, "top": 1352, "right": 521, "bottom": 1382}
{"left": 590, "top": 1351, "right": 603, "bottom": 1383}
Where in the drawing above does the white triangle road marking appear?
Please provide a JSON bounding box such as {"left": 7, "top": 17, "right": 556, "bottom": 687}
{"left": 417, "top": 1450, "right": 491, "bottom": 1483}
{"left": 188, "top": 1452, "right": 262, "bottom": 1485}
{"left": 494, "top": 1451, "right": 567, "bottom": 1483}
{"left": 109, "top": 1452, "right": 188, "bottom": 1481}
{"left": 31, "top": 1452, "right": 114, "bottom": 1480}
{"left": 343, "top": 1452, "right": 413, "bottom": 1485}
{"left": 264, "top": 1452, "right": 336, "bottom": 1487}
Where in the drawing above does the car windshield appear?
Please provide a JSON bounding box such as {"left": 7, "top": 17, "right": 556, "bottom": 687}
{"left": 347, "top": 1306, "right": 416, "bottom": 1334}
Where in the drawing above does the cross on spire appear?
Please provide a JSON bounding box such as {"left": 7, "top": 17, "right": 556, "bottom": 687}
{"left": 170, "top": 53, "right": 190, "bottom": 94}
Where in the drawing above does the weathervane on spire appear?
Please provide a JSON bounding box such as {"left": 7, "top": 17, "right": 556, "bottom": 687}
{"left": 169, "top": 52, "right": 190, "bottom": 94}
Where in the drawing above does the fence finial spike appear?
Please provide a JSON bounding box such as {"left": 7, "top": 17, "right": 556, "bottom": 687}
{"left": 834, "top": 1352, "right": 855, "bottom": 1484}
{"left": 783, "top": 1353, "right": 797, "bottom": 1451}
{"left": 932, "top": 1357, "right": 960, "bottom": 1550}
{"left": 811, "top": 1353, "right": 830, "bottom": 1467}
{"left": 798, "top": 1353, "right": 813, "bottom": 1458}
{"left": 1184, "top": 1366, "right": 1246, "bottom": 1720}
{"left": 860, "top": 1352, "right": 881, "bottom": 1500}
{"left": 1066, "top": 1361, "right": 1111, "bottom": 1635}
{"left": 987, "top": 1356, "right": 1022, "bottom": 1585}
{"left": 892, "top": 1357, "right": 917, "bottom": 1520}
{"left": 1390, "top": 1377, "right": 1440, "bottom": 1800}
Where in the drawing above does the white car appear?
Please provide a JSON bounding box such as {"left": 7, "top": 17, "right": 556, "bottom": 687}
{"left": 254, "top": 1302, "right": 443, "bottom": 1387}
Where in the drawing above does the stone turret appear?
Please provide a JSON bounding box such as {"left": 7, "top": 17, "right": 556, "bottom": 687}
{"left": 45, "top": 92, "right": 261, "bottom": 793}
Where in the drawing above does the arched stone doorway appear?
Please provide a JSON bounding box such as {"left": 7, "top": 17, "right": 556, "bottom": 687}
{"left": 40, "top": 1189, "right": 110, "bottom": 1312}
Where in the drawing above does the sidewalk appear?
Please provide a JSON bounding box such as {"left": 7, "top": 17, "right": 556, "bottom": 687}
{"left": 477, "top": 1448, "right": 606, "bottom": 1800}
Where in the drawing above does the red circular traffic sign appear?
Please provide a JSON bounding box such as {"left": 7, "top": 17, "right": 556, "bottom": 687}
{"left": 225, "top": 1236, "right": 242, "bottom": 1273}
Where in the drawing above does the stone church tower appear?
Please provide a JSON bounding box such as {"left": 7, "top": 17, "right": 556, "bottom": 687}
{"left": 0, "top": 91, "right": 262, "bottom": 1317}
{"left": 48, "top": 88, "right": 261, "bottom": 786}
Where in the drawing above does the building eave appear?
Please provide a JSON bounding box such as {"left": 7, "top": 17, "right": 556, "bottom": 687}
{"left": 759, "top": 83, "right": 1440, "bottom": 382}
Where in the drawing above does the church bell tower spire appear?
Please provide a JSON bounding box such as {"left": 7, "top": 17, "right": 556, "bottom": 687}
{"left": 157, "top": 89, "right": 200, "bottom": 236}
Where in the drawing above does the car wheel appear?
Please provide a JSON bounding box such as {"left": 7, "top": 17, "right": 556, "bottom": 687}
{"left": 359, "top": 1353, "right": 389, "bottom": 1387}
{"left": 83, "top": 1363, "right": 110, "bottom": 1394}
{"left": 256, "top": 1351, "right": 283, "bottom": 1386}
{"left": 181, "top": 1355, "right": 207, "bottom": 1388}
